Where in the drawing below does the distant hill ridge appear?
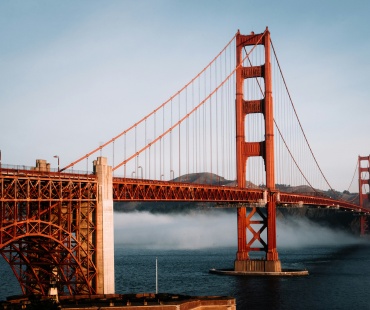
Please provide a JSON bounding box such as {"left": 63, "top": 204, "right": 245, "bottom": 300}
{"left": 114, "top": 173, "right": 363, "bottom": 234}
{"left": 114, "top": 172, "right": 359, "bottom": 212}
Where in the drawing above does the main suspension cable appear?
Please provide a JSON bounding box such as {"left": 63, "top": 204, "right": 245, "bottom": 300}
{"left": 270, "top": 39, "right": 335, "bottom": 192}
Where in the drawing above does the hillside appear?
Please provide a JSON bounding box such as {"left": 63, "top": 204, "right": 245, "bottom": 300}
{"left": 113, "top": 172, "right": 363, "bottom": 234}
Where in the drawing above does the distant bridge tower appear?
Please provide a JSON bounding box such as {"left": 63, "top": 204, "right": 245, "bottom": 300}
{"left": 234, "top": 28, "right": 281, "bottom": 272}
{"left": 359, "top": 155, "right": 370, "bottom": 235}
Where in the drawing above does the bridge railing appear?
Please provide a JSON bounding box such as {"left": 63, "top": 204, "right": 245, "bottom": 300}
{"left": 0, "top": 164, "right": 95, "bottom": 180}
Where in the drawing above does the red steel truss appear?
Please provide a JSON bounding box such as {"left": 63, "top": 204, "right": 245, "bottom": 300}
{"left": 112, "top": 178, "right": 367, "bottom": 212}
{"left": 1, "top": 168, "right": 369, "bottom": 296}
{"left": 0, "top": 168, "right": 98, "bottom": 296}
{"left": 113, "top": 177, "right": 265, "bottom": 203}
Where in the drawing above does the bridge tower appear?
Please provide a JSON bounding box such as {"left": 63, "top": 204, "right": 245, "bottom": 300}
{"left": 359, "top": 155, "right": 370, "bottom": 235}
{"left": 234, "top": 28, "right": 281, "bottom": 272}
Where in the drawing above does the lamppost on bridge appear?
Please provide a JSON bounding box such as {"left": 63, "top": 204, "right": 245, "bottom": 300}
{"left": 53, "top": 155, "right": 60, "bottom": 172}
{"left": 170, "top": 169, "right": 174, "bottom": 180}
{"left": 138, "top": 166, "right": 143, "bottom": 179}
{"left": 131, "top": 171, "right": 136, "bottom": 178}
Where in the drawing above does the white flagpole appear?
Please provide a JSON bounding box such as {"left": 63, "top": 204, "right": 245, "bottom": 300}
{"left": 156, "top": 257, "right": 158, "bottom": 294}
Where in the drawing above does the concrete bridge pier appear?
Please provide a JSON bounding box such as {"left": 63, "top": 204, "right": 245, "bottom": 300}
{"left": 94, "top": 157, "right": 115, "bottom": 294}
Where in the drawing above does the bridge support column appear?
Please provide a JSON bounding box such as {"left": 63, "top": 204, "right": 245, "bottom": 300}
{"left": 234, "top": 28, "right": 281, "bottom": 273}
{"left": 94, "top": 157, "right": 115, "bottom": 294}
{"left": 359, "top": 155, "right": 370, "bottom": 236}
{"left": 234, "top": 200, "right": 281, "bottom": 273}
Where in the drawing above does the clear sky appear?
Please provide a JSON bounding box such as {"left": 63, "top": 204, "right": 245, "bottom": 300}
{"left": 1, "top": 0, "right": 369, "bottom": 192}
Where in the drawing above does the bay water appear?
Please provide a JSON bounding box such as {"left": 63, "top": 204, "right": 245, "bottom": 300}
{"left": 1, "top": 210, "right": 370, "bottom": 309}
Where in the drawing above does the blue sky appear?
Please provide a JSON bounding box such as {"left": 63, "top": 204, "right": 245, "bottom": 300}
{"left": 1, "top": 0, "right": 369, "bottom": 191}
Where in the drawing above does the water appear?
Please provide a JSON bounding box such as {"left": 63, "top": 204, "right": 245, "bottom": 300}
{"left": 2, "top": 244, "right": 370, "bottom": 309}
{"left": 115, "top": 244, "right": 370, "bottom": 309}
{"left": 2, "top": 209, "right": 370, "bottom": 309}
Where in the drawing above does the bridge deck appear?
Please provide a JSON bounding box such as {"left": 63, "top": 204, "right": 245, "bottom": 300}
{"left": 0, "top": 168, "right": 367, "bottom": 213}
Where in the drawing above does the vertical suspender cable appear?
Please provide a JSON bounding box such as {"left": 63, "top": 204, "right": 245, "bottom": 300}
{"left": 194, "top": 79, "right": 197, "bottom": 174}
{"left": 204, "top": 68, "right": 207, "bottom": 177}
{"left": 209, "top": 61, "right": 213, "bottom": 179}
{"left": 170, "top": 99, "right": 173, "bottom": 179}
{"left": 162, "top": 105, "right": 165, "bottom": 179}
{"left": 112, "top": 140, "right": 115, "bottom": 177}
{"left": 216, "top": 58, "right": 219, "bottom": 178}
{"left": 186, "top": 87, "right": 189, "bottom": 178}
{"left": 178, "top": 94, "right": 181, "bottom": 180}
{"left": 154, "top": 112, "right": 156, "bottom": 180}
{"left": 144, "top": 119, "right": 147, "bottom": 179}
{"left": 135, "top": 126, "right": 137, "bottom": 177}
{"left": 124, "top": 133, "right": 126, "bottom": 177}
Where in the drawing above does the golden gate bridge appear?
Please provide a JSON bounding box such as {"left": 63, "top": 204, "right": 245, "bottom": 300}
{"left": 1, "top": 28, "right": 370, "bottom": 297}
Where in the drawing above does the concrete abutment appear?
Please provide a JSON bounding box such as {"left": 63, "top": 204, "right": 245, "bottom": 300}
{"left": 234, "top": 259, "right": 282, "bottom": 272}
{"left": 94, "top": 157, "right": 115, "bottom": 294}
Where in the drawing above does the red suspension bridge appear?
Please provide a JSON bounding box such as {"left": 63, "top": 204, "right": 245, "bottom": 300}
{"left": 1, "top": 28, "right": 370, "bottom": 297}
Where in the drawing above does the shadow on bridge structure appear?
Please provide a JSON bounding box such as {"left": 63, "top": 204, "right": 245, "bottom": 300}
{"left": 1, "top": 28, "right": 370, "bottom": 297}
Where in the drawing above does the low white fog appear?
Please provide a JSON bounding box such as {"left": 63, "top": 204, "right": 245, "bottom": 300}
{"left": 114, "top": 210, "right": 236, "bottom": 249}
{"left": 114, "top": 209, "right": 363, "bottom": 249}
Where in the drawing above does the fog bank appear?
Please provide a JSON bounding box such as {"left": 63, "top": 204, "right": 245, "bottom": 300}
{"left": 114, "top": 210, "right": 364, "bottom": 249}
{"left": 277, "top": 216, "right": 362, "bottom": 248}
{"left": 114, "top": 210, "right": 236, "bottom": 249}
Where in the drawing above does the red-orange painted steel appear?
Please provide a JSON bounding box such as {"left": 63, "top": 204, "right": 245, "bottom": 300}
{"left": 112, "top": 177, "right": 265, "bottom": 202}
{"left": 113, "top": 178, "right": 367, "bottom": 212}
{"left": 359, "top": 155, "right": 370, "bottom": 235}
{"left": 1, "top": 168, "right": 369, "bottom": 296}
{"left": 0, "top": 168, "right": 98, "bottom": 296}
{"left": 235, "top": 28, "right": 279, "bottom": 262}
